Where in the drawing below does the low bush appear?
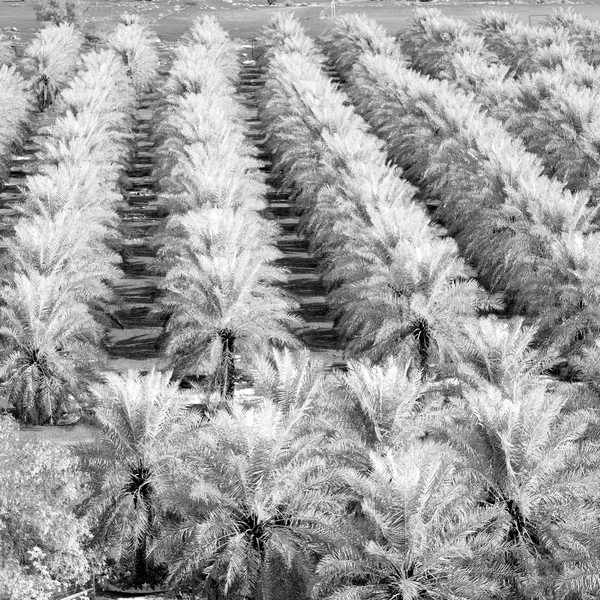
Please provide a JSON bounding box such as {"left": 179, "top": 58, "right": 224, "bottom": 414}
{"left": 0, "top": 416, "right": 96, "bottom": 599}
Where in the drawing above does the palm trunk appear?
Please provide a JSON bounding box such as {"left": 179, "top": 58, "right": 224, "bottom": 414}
{"left": 218, "top": 329, "right": 236, "bottom": 400}
{"left": 414, "top": 318, "right": 431, "bottom": 378}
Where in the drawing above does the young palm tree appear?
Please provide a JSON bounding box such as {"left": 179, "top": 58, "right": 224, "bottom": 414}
{"left": 157, "top": 208, "right": 301, "bottom": 398}
{"left": 0, "top": 271, "right": 104, "bottom": 424}
{"left": 162, "top": 400, "right": 343, "bottom": 600}
{"left": 23, "top": 23, "right": 83, "bottom": 110}
{"left": 315, "top": 445, "right": 500, "bottom": 600}
{"left": 251, "top": 347, "right": 325, "bottom": 413}
{"left": 77, "top": 370, "right": 196, "bottom": 585}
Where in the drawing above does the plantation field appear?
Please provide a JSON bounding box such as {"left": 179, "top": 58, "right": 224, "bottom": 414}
{"left": 8, "top": 3, "right": 600, "bottom": 600}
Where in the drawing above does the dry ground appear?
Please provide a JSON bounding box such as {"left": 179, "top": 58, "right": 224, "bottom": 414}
{"left": 3, "top": 0, "right": 600, "bottom": 45}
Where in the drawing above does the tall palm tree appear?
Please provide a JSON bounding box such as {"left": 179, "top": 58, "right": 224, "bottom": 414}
{"left": 315, "top": 445, "right": 500, "bottom": 600}
{"left": 329, "top": 230, "right": 490, "bottom": 375}
{"left": 162, "top": 400, "right": 342, "bottom": 600}
{"left": 157, "top": 208, "right": 301, "bottom": 399}
{"left": 0, "top": 271, "right": 104, "bottom": 424}
{"left": 77, "top": 370, "right": 196, "bottom": 585}
{"left": 431, "top": 375, "right": 600, "bottom": 597}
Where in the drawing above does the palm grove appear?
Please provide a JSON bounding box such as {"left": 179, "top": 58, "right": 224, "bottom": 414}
{"left": 3, "top": 8, "right": 600, "bottom": 600}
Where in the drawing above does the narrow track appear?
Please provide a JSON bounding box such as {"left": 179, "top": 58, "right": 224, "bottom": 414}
{"left": 238, "top": 55, "right": 345, "bottom": 368}
{"left": 105, "top": 84, "right": 165, "bottom": 372}
{"left": 0, "top": 109, "right": 57, "bottom": 243}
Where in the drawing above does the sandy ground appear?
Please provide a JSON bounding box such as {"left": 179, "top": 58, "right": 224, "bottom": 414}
{"left": 3, "top": 0, "right": 600, "bottom": 46}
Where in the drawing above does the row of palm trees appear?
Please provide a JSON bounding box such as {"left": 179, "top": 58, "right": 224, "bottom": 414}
{"left": 321, "top": 13, "right": 600, "bottom": 368}
{"left": 256, "top": 14, "right": 495, "bottom": 373}
{"left": 17, "top": 15, "right": 600, "bottom": 598}
{"left": 77, "top": 333, "right": 600, "bottom": 598}
{"left": 398, "top": 9, "right": 600, "bottom": 204}
{"left": 0, "top": 18, "right": 159, "bottom": 424}
{"left": 153, "top": 16, "right": 299, "bottom": 398}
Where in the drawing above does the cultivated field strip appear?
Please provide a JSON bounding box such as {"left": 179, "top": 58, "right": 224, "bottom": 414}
{"left": 238, "top": 56, "right": 342, "bottom": 360}
{"left": 0, "top": 18, "right": 158, "bottom": 423}
{"left": 152, "top": 17, "right": 299, "bottom": 396}
{"left": 0, "top": 24, "right": 99, "bottom": 242}
{"left": 102, "top": 16, "right": 165, "bottom": 369}
{"left": 254, "top": 15, "right": 495, "bottom": 371}
{"left": 397, "top": 9, "right": 600, "bottom": 203}
{"left": 322, "top": 15, "right": 600, "bottom": 361}
{"left": 0, "top": 66, "right": 32, "bottom": 190}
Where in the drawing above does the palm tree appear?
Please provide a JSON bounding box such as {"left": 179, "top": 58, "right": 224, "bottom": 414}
{"left": 329, "top": 230, "right": 490, "bottom": 375}
{"left": 430, "top": 375, "right": 600, "bottom": 597}
{"left": 107, "top": 13, "right": 159, "bottom": 95}
{"left": 157, "top": 208, "right": 301, "bottom": 399}
{"left": 453, "top": 317, "right": 553, "bottom": 392}
{"left": 23, "top": 23, "right": 83, "bottom": 111}
{"left": 77, "top": 370, "right": 197, "bottom": 585}
{"left": 315, "top": 445, "right": 500, "bottom": 600}
{"left": 162, "top": 400, "right": 343, "bottom": 600}
{"left": 0, "top": 271, "right": 104, "bottom": 424}
{"left": 320, "top": 358, "right": 432, "bottom": 454}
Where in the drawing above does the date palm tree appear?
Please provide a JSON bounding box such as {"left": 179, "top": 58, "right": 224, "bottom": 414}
{"left": 77, "top": 369, "right": 197, "bottom": 585}
{"left": 107, "top": 13, "right": 159, "bottom": 95}
{"left": 315, "top": 445, "right": 500, "bottom": 600}
{"left": 23, "top": 23, "right": 83, "bottom": 110}
{"left": 157, "top": 208, "right": 301, "bottom": 399}
{"left": 162, "top": 399, "right": 343, "bottom": 600}
{"left": 0, "top": 271, "right": 104, "bottom": 424}
{"left": 329, "top": 230, "right": 490, "bottom": 375}
{"left": 431, "top": 374, "right": 600, "bottom": 597}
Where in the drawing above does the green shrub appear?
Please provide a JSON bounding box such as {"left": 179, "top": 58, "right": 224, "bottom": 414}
{"left": 0, "top": 416, "right": 96, "bottom": 599}
{"left": 33, "top": 0, "right": 86, "bottom": 27}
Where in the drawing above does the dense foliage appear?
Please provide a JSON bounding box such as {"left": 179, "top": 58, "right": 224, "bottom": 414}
{"left": 8, "top": 12, "right": 600, "bottom": 600}
{"left": 0, "top": 416, "right": 94, "bottom": 600}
